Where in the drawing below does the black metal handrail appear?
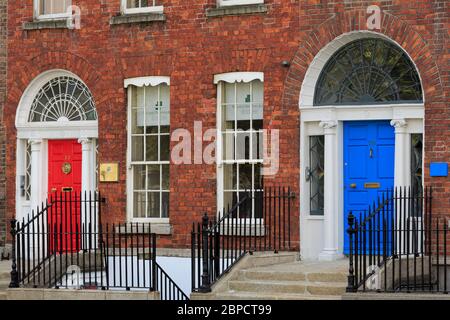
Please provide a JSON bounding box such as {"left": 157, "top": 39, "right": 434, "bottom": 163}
{"left": 155, "top": 262, "right": 190, "bottom": 300}
{"left": 191, "top": 186, "right": 295, "bottom": 293}
{"left": 346, "top": 186, "right": 448, "bottom": 294}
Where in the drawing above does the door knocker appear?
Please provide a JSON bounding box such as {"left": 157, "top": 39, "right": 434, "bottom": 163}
{"left": 62, "top": 162, "right": 72, "bottom": 175}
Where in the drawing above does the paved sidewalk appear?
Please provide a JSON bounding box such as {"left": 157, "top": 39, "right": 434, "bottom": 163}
{"left": 0, "top": 260, "right": 10, "bottom": 289}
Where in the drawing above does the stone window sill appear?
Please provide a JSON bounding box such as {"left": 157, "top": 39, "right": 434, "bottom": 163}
{"left": 206, "top": 4, "right": 268, "bottom": 18}
{"left": 116, "top": 223, "right": 172, "bottom": 235}
{"left": 23, "top": 19, "right": 69, "bottom": 30}
{"left": 110, "top": 12, "right": 166, "bottom": 25}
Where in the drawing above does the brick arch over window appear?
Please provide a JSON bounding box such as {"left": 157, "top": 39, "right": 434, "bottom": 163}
{"left": 282, "top": 10, "right": 444, "bottom": 110}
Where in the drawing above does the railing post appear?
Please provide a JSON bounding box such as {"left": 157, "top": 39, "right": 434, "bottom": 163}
{"left": 9, "top": 219, "right": 19, "bottom": 288}
{"left": 151, "top": 233, "right": 157, "bottom": 292}
{"left": 346, "top": 212, "right": 357, "bottom": 293}
{"left": 200, "top": 213, "right": 211, "bottom": 293}
{"left": 214, "top": 223, "right": 221, "bottom": 279}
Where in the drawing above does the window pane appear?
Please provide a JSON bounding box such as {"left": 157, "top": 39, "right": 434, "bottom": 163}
{"left": 236, "top": 104, "right": 251, "bottom": 131}
{"left": 254, "top": 163, "right": 262, "bottom": 190}
{"left": 309, "top": 136, "right": 324, "bottom": 216}
{"left": 160, "top": 134, "right": 170, "bottom": 161}
{"left": 133, "top": 192, "right": 146, "bottom": 218}
{"left": 147, "top": 192, "right": 160, "bottom": 218}
{"left": 132, "top": 136, "right": 144, "bottom": 161}
{"left": 411, "top": 134, "right": 423, "bottom": 197}
{"left": 145, "top": 86, "right": 159, "bottom": 134}
{"left": 222, "top": 104, "right": 235, "bottom": 130}
{"left": 236, "top": 82, "right": 251, "bottom": 104}
{"left": 224, "top": 83, "right": 235, "bottom": 105}
{"left": 252, "top": 131, "right": 263, "bottom": 160}
{"left": 238, "top": 164, "right": 253, "bottom": 190}
{"left": 223, "top": 164, "right": 237, "bottom": 191}
{"left": 40, "top": 0, "right": 71, "bottom": 15}
{"left": 162, "top": 164, "right": 169, "bottom": 190}
{"left": 235, "top": 132, "right": 250, "bottom": 160}
{"left": 147, "top": 164, "right": 160, "bottom": 190}
{"left": 223, "top": 191, "right": 237, "bottom": 212}
{"left": 145, "top": 135, "right": 158, "bottom": 161}
{"left": 161, "top": 192, "right": 169, "bottom": 218}
{"left": 131, "top": 108, "right": 144, "bottom": 134}
{"left": 133, "top": 165, "right": 146, "bottom": 190}
{"left": 222, "top": 132, "right": 235, "bottom": 161}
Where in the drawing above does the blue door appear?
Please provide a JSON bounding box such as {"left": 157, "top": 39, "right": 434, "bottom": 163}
{"left": 343, "top": 121, "right": 395, "bottom": 254}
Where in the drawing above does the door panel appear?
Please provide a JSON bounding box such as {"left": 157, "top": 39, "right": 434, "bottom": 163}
{"left": 48, "top": 139, "right": 82, "bottom": 253}
{"left": 344, "top": 121, "right": 395, "bottom": 254}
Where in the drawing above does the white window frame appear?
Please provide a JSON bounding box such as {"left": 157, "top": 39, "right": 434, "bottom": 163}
{"left": 34, "top": 0, "right": 72, "bottom": 20}
{"left": 121, "top": 0, "right": 164, "bottom": 15}
{"left": 218, "top": 0, "right": 264, "bottom": 7}
{"left": 126, "top": 76, "right": 171, "bottom": 223}
{"left": 215, "top": 72, "right": 264, "bottom": 223}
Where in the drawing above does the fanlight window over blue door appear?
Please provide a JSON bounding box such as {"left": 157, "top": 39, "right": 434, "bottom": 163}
{"left": 314, "top": 38, "right": 423, "bottom": 106}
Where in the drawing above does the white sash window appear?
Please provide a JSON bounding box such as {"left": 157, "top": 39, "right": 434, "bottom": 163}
{"left": 216, "top": 73, "right": 264, "bottom": 219}
{"left": 127, "top": 77, "right": 170, "bottom": 221}
{"left": 35, "top": 0, "right": 72, "bottom": 19}
{"left": 121, "top": 0, "right": 164, "bottom": 14}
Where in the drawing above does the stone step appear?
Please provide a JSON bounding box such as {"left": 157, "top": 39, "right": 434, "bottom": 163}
{"left": 215, "top": 291, "right": 341, "bottom": 300}
{"left": 0, "top": 272, "right": 10, "bottom": 282}
{"left": 0, "top": 292, "right": 6, "bottom": 300}
{"left": 238, "top": 269, "right": 347, "bottom": 283}
{"left": 244, "top": 252, "right": 298, "bottom": 268}
{"left": 228, "top": 280, "right": 347, "bottom": 296}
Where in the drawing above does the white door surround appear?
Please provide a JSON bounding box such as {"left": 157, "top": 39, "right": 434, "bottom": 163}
{"left": 298, "top": 31, "right": 425, "bottom": 261}
{"left": 15, "top": 69, "right": 98, "bottom": 221}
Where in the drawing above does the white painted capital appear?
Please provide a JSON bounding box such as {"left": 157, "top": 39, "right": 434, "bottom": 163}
{"left": 29, "top": 139, "right": 43, "bottom": 152}
{"left": 319, "top": 121, "right": 338, "bottom": 134}
{"left": 390, "top": 119, "right": 408, "bottom": 133}
{"left": 78, "top": 137, "right": 92, "bottom": 151}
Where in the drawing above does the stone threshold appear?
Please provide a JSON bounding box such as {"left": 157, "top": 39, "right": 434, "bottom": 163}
{"left": 206, "top": 4, "right": 268, "bottom": 18}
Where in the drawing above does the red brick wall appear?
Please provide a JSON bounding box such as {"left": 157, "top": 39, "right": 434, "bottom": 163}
{"left": 0, "top": 0, "right": 7, "bottom": 248}
{"left": 4, "top": 1, "right": 449, "bottom": 249}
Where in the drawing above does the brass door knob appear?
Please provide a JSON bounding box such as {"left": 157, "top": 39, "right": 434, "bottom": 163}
{"left": 350, "top": 183, "right": 357, "bottom": 189}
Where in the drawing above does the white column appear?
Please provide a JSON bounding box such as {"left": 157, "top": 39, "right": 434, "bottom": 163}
{"left": 78, "top": 137, "right": 95, "bottom": 247}
{"left": 29, "top": 139, "right": 43, "bottom": 260}
{"left": 318, "top": 121, "right": 340, "bottom": 261}
{"left": 390, "top": 119, "right": 408, "bottom": 188}
{"left": 78, "top": 137, "right": 92, "bottom": 193}
{"left": 390, "top": 119, "right": 409, "bottom": 255}
{"left": 29, "top": 139, "right": 43, "bottom": 214}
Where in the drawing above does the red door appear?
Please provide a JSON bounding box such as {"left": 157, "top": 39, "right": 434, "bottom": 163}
{"left": 48, "top": 139, "right": 82, "bottom": 253}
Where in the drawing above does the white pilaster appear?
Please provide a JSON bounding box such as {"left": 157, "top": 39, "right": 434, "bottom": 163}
{"left": 318, "top": 121, "right": 340, "bottom": 261}
{"left": 78, "top": 137, "right": 92, "bottom": 193}
{"left": 390, "top": 119, "right": 408, "bottom": 188}
{"left": 29, "top": 139, "right": 43, "bottom": 214}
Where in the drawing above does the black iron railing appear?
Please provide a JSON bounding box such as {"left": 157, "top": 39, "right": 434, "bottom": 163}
{"left": 9, "top": 192, "right": 189, "bottom": 300}
{"left": 346, "top": 186, "right": 449, "bottom": 294}
{"left": 191, "top": 187, "right": 295, "bottom": 293}
{"left": 9, "top": 191, "right": 105, "bottom": 288}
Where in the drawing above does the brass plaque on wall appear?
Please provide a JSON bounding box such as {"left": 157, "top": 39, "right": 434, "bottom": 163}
{"left": 100, "top": 163, "right": 119, "bottom": 182}
{"left": 364, "top": 182, "right": 380, "bottom": 189}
